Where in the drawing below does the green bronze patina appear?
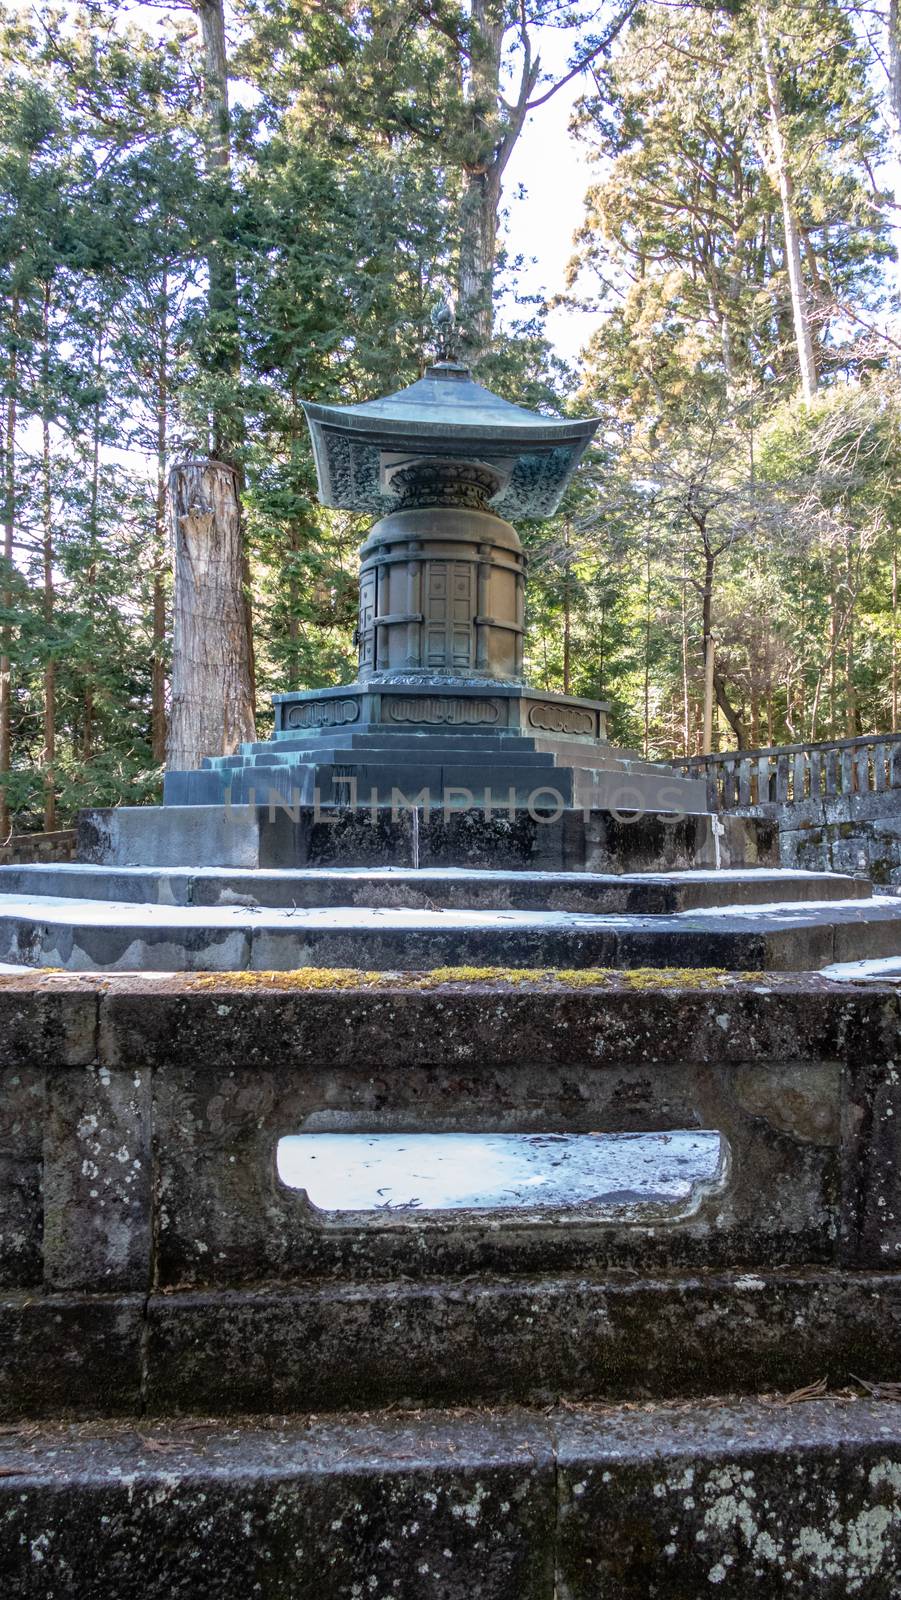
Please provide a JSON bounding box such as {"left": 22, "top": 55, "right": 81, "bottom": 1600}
{"left": 301, "top": 361, "right": 599, "bottom": 522}
{"left": 300, "top": 351, "right": 599, "bottom": 686}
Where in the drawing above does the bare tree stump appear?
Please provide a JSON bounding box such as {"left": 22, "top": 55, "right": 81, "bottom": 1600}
{"left": 166, "top": 460, "right": 255, "bottom": 771}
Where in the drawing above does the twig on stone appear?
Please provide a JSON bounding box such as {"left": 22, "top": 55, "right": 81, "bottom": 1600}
{"left": 764, "top": 1377, "right": 828, "bottom": 1406}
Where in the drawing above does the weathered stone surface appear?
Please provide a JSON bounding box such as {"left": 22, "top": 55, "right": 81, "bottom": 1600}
{"left": 97, "top": 977, "right": 895, "bottom": 1284}
{"left": 78, "top": 804, "right": 265, "bottom": 870}
{"left": 0, "top": 861, "right": 875, "bottom": 911}
{"left": 148, "top": 1046, "right": 839, "bottom": 1286}
{"left": 742, "top": 791, "right": 901, "bottom": 887}
{"left": 95, "top": 974, "right": 892, "bottom": 1076}
{"left": 0, "top": 984, "right": 95, "bottom": 1069}
{"left": 0, "top": 1065, "right": 44, "bottom": 1287}
{"left": 0, "top": 1409, "right": 554, "bottom": 1600}
{"left": 2, "top": 1400, "right": 900, "bottom": 1599}
{"left": 77, "top": 801, "right": 777, "bottom": 873}
{"left": 6, "top": 1267, "right": 901, "bottom": 1423}
{"left": 144, "top": 1272, "right": 901, "bottom": 1415}
{"left": 43, "top": 1064, "right": 152, "bottom": 1292}
{"left": 556, "top": 1398, "right": 901, "bottom": 1598}
{"left": 0, "top": 972, "right": 896, "bottom": 1414}
{"left": 0, "top": 1294, "right": 144, "bottom": 1419}
{"left": 5, "top": 895, "right": 901, "bottom": 974}
{"left": 841, "top": 995, "right": 901, "bottom": 1269}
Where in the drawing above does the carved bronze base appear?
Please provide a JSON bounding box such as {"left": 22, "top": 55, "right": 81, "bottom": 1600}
{"left": 271, "top": 680, "right": 610, "bottom": 742}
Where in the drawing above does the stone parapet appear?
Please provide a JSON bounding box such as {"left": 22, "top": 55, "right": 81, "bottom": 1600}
{"left": 0, "top": 973, "right": 899, "bottom": 1414}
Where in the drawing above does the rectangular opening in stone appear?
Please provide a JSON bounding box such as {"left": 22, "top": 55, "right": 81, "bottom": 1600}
{"left": 276, "top": 1130, "right": 726, "bottom": 1216}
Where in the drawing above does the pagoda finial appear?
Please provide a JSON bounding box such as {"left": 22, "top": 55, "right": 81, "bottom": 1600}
{"left": 429, "top": 298, "right": 459, "bottom": 364}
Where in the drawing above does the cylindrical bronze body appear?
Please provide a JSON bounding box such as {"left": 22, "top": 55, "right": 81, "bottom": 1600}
{"left": 357, "top": 503, "right": 526, "bottom": 683}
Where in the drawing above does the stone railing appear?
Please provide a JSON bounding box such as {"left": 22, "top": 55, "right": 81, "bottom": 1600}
{"left": 0, "top": 828, "right": 77, "bottom": 866}
{"left": 671, "top": 733, "right": 901, "bottom": 813}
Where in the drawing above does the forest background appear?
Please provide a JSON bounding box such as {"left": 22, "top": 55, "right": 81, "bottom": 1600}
{"left": 1, "top": 0, "right": 901, "bottom": 831}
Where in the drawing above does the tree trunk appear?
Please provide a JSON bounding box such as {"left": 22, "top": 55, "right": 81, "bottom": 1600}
{"left": 892, "top": 528, "right": 898, "bottom": 732}
{"left": 700, "top": 542, "right": 746, "bottom": 749}
{"left": 890, "top": 0, "right": 901, "bottom": 145}
{"left": 151, "top": 274, "right": 169, "bottom": 765}
{"left": 828, "top": 550, "right": 838, "bottom": 737}
{"left": 714, "top": 669, "right": 748, "bottom": 747}
{"left": 193, "top": 0, "right": 256, "bottom": 712}
{"left": 562, "top": 522, "right": 572, "bottom": 696}
{"left": 166, "top": 460, "right": 256, "bottom": 771}
{"left": 457, "top": 0, "right": 504, "bottom": 354}
{"left": 643, "top": 531, "right": 652, "bottom": 757}
{"left": 845, "top": 530, "right": 857, "bottom": 735}
{"left": 41, "top": 284, "right": 55, "bottom": 832}
{"left": 0, "top": 293, "right": 18, "bottom": 841}
{"left": 756, "top": 5, "right": 818, "bottom": 403}
{"left": 82, "top": 335, "right": 103, "bottom": 766}
{"left": 701, "top": 547, "right": 716, "bottom": 754}
{"left": 459, "top": 165, "right": 502, "bottom": 356}
{"left": 680, "top": 562, "right": 690, "bottom": 756}
{"left": 195, "top": 0, "right": 241, "bottom": 459}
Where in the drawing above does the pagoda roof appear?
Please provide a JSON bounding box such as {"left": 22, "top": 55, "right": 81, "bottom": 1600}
{"left": 302, "top": 363, "right": 599, "bottom": 520}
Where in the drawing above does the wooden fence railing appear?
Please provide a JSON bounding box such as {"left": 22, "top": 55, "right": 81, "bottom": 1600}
{"left": 0, "top": 829, "right": 77, "bottom": 866}
{"left": 670, "top": 733, "right": 901, "bottom": 813}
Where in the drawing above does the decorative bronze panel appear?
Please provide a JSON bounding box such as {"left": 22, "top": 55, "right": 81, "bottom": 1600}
{"left": 385, "top": 697, "right": 502, "bottom": 726}
{"left": 358, "top": 571, "right": 376, "bottom": 673}
{"left": 286, "top": 699, "right": 360, "bottom": 730}
{"left": 529, "top": 703, "right": 596, "bottom": 736}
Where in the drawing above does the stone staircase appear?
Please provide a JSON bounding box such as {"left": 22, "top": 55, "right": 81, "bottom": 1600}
{"left": 1, "top": 858, "right": 901, "bottom": 973}
{"left": 163, "top": 725, "right": 710, "bottom": 815}
{"left": 2, "top": 829, "right": 901, "bottom": 1592}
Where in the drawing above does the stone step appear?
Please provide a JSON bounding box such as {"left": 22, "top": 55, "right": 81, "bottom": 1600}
{"left": 204, "top": 746, "right": 560, "bottom": 771}
{"left": 2, "top": 1398, "right": 899, "bottom": 1598}
{"left": 0, "top": 891, "right": 898, "bottom": 971}
{"left": 258, "top": 730, "right": 546, "bottom": 755}
{"left": 4, "top": 1270, "right": 901, "bottom": 1418}
{"left": 0, "top": 863, "right": 873, "bottom": 912}
{"left": 63, "top": 1271, "right": 901, "bottom": 1412}
{"left": 166, "top": 762, "right": 578, "bottom": 806}
{"left": 224, "top": 734, "right": 679, "bottom": 780}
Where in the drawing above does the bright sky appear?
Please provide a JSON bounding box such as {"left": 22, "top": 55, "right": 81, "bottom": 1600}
{"left": 499, "top": 61, "right": 606, "bottom": 365}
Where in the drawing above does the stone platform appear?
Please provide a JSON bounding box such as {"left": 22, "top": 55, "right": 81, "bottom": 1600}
{"left": 79, "top": 797, "right": 770, "bottom": 872}
{"left": 1, "top": 863, "right": 898, "bottom": 971}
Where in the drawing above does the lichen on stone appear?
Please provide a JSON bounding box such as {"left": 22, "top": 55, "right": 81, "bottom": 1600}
{"left": 186, "top": 965, "right": 742, "bottom": 994}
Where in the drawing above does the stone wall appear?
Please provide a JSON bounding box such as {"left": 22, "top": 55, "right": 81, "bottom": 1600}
{"left": 0, "top": 829, "right": 76, "bottom": 867}
{"left": 736, "top": 791, "right": 901, "bottom": 885}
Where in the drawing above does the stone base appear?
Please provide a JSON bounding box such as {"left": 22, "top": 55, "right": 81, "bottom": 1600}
{"left": 78, "top": 803, "right": 774, "bottom": 872}
{"left": 161, "top": 679, "right": 711, "bottom": 816}
{"left": 3, "top": 974, "right": 901, "bottom": 1594}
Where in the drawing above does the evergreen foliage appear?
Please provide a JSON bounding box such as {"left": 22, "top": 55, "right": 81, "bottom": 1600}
{"left": 0, "top": 0, "right": 899, "bottom": 827}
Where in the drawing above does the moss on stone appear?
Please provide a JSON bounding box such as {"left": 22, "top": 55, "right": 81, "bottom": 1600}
{"left": 187, "top": 965, "right": 746, "bottom": 994}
